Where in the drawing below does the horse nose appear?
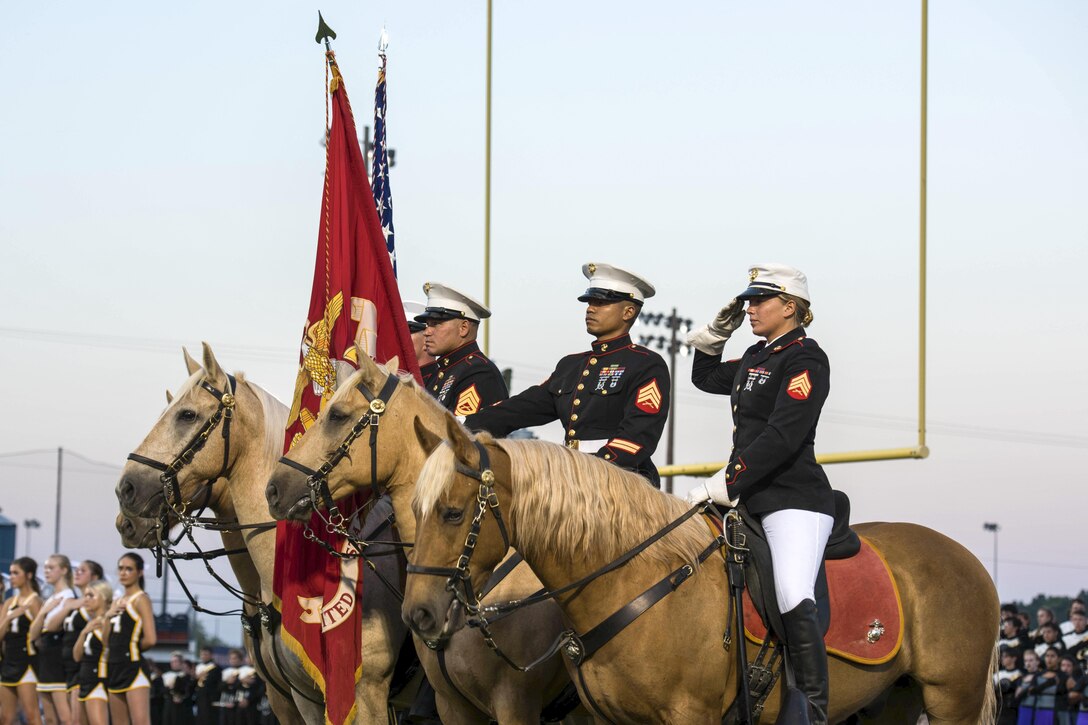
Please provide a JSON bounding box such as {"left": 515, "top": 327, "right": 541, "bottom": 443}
{"left": 265, "top": 481, "right": 281, "bottom": 510}
{"left": 118, "top": 478, "right": 137, "bottom": 508}
{"left": 120, "top": 518, "right": 136, "bottom": 538}
{"left": 406, "top": 606, "right": 436, "bottom": 636}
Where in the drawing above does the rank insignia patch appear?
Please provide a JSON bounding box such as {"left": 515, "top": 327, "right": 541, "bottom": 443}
{"left": 786, "top": 371, "right": 812, "bottom": 400}
{"left": 454, "top": 385, "right": 482, "bottom": 415}
{"left": 635, "top": 379, "right": 662, "bottom": 413}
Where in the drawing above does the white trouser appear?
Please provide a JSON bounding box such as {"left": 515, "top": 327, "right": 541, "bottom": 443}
{"left": 762, "top": 508, "right": 834, "bottom": 613}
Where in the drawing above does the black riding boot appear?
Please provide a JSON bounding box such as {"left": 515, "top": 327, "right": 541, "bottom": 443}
{"left": 782, "top": 599, "right": 829, "bottom": 725}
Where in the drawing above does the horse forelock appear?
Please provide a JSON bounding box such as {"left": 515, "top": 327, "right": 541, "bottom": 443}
{"left": 414, "top": 442, "right": 457, "bottom": 520}
{"left": 499, "top": 438, "right": 709, "bottom": 569}
{"left": 161, "top": 371, "right": 203, "bottom": 416}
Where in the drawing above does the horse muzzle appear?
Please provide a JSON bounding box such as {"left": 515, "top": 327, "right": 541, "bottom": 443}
{"left": 116, "top": 465, "right": 166, "bottom": 518}
{"left": 265, "top": 468, "right": 312, "bottom": 521}
{"left": 403, "top": 597, "right": 464, "bottom": 645}
{"left": 116, "top": 513, "right": 159, "bottom": 549}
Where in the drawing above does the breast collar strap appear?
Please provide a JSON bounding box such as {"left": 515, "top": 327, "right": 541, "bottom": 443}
{"left": 127, "top": 374, "right": 238, "bottom": 518}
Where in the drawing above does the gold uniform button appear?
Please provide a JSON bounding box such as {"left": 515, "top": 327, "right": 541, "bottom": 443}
{"left": 736, "top": 384, "right": 740, "bottom": 391}
{"left": 734, "top": 464, "right": 742, "bottom": 470}
{"left": 570, "top": 414, "right": 578, "bottom": 421}
{"left": 589, "top": 357, "right": 598, "bottom": 365}
{"left": 582, "top": 370, "right": 590, "bottom": 377}
{"left": 733, "top": 405, "right": 738, "bottom": 412}
{"left": 432, "top": 386, "right": 438, "bottom": 392}
{"left": 577, "top": 384, "right": 585, "bottom": 391}
{"left": 732, "top": 426, "right": 737, "bottom": 433}
{"left": 601, "top": 390, "right": 608, "bottom": 395}
{"left": 573, "top": 399, "right": 581, "bottom": 406}
{"left": 438, "top": 372, "right": 445, "bottom": 379}
{"left": 444, "top": 358, "right": 450, "bottom": 364}
{"left": 601, "top": 344, "right": 609, "bottom": 351}
{"left": 604, "top": 453, "right": 612, "bottom": 460}
{"left": 773, "top": 346, "right": 781, "bottom": 352}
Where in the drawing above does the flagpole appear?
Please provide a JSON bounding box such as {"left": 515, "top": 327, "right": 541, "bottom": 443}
{"left": 483, "top": 0, "right": 493, "bottom": 356}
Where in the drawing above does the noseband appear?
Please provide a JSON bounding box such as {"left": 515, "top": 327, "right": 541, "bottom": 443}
{"left": 127, "top": 375, "right": 238, "bottom": 520}
{"left": 405, "top": 440, "right": 511, "bottom": 619}
{"left": 276, "top": 373, "right": 400, "bottom": 553}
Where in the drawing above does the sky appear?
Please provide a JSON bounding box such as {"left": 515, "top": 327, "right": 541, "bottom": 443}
{"left": 1, "top": 1, "right": 1086, "bottom": 644}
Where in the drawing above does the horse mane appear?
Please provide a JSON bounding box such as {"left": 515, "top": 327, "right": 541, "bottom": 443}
{"left": 415, "top": 434, "right": 711, "bottom": 569}
{"left": 236, "top": 376, "right": 289, "bottom": 467}
{"left": 499, "top": 438, "right": 710, "bottom": 568}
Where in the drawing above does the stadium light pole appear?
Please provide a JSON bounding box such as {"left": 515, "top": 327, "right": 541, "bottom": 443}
{"left": 637, "top": 308, "right": 693, "bottom": 494}
{"left": 983, "top": 522, "right": 999, "bottom": 591}
{"left": 23, "top": 519, "right": 41, "bottom": 557}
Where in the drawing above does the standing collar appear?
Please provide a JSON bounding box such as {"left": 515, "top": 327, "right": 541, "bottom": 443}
{"left": 437, "top": 341, "right": 482, "bottom": 368}
{"left": 760, "top": 325, "right": 806, "bottom": 353}
{"left": 591, "top": 333, "right": 631, "bottom": 354}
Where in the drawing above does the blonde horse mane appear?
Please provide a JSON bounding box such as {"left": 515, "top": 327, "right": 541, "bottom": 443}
{"left": 416, "top": 433, "right": 711, "bottom": 569}
{"left": 238, "top": 376, "right": 290, "bottom": 469}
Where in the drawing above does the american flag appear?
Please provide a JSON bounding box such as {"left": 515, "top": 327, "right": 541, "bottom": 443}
{"left": 371, "top": 51, "right": 396, "bottom": 276}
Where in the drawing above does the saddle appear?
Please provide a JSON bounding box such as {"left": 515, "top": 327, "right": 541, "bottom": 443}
{"left": 733, "top": 491, "right": 903, "bottom": 666}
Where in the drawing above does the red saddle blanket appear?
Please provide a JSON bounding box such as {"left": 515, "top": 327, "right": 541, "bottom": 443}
{"left": 742, "top": 536, "right": 903, "bottom": 665}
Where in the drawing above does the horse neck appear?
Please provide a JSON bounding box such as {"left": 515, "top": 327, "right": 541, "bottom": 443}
{"left": 374, "top": 391, "right": 448, "bottom": 543}
{"left": 217, "top": 379, "right": 289, "bottom": 602}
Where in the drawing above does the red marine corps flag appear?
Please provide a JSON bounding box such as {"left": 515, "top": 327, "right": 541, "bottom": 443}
{"left": 272, "top": 35, "right": 420, "bottom": 725}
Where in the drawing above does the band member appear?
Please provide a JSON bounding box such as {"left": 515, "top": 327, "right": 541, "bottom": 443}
{"left": 466, "top": 263, "right": 669, "bottom": 486}
{"left": 414, "top": 283, "right": 508, "bottom": 415}
{"left": 29, "top": 554, "right": 78, "bottom": 725}
{"left": 105, "top": 553, "right": 156, "bottom": 725}
{"left": 73, "top": 581, "right": 113, "bottom": 725}
{"left": 0, "top": 557, "right": 44, "bottom": 725}
{"left": 686, "top": 263, "right": 834, "bottom": 722}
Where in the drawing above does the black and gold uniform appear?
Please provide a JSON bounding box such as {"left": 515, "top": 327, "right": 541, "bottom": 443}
{"left": 77, "top": 627, "right": 107, "bottom": 702}
{"left": 36, "top": 588, "right": 77, "bottom": 693}
{"left": 1, "top": 598, "right": 38, "bottom": 686}
{"left": 62, "top": 606, "right": 90, "bottom": 692}
{"left": 466, "top": 333, "right": 669, "bottom": 486}
{"left": 106, "top": 592, "right": 150, "bottom": 692}
{"left": 421, "top": 341, "right": 508, "bottom": 415}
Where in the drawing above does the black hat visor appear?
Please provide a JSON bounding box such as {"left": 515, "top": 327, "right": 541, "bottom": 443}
{"left": 414, "top": 306, "right": 469, "bottom": 323}
{"left": 736, "top": 281, "right": 787, "bottom": 301}
{"left": 577, "top": 287, "right": 642, "bottom": 304}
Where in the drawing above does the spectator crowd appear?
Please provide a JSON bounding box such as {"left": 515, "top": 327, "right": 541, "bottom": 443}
{"left": 995, "top": 599, "right": 1088, "bottom": 724}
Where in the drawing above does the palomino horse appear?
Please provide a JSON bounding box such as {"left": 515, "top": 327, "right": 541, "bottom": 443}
{"left": 115, "top": 344, "right": 407, "bottom": 724}
{"left": 404, "top": 414, "right": 1000, "bottom": 724}
{"left": 265, "top": 353, "right": 574, "bottom": 725}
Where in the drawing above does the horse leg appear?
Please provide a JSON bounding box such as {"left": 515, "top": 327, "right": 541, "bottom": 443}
{"left": 916, "top": 643, "right": 998, "bottom": 725}
{"left": 351, "top": 608, "right": 400, "bottom": 724}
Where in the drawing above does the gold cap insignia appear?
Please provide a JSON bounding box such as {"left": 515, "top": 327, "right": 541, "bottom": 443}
{"left": 748, "top": 268, "right": 758, "bottom": 282}
{"left": 423, "top": 282, "right": 432, "bottom": 294}
{"left": 587, "top": 263, "right": 597, "bottom": 275}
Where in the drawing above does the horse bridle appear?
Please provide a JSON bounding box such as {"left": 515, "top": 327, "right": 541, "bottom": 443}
{"left": 127, "top": 375, "right": 238, "bottom": 519}
{"left": 276, "top": 372, "right": 402, "bottom": 556}
{"left": 404, "top": 439, "right": 511, "bottom": 619}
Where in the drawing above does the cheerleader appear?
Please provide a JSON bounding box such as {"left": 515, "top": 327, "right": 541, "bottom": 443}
{"left": 29, "top": 555, "right": 78, "bottom": 725}
{"left": 73, "top": 581, "right": 113, "bottom": 725}
{"left": 0, "top": 557, "right": 44, "bottom": 725}
{"left": 61, "top": 560, "right": 103, "bottom": 725}
{"left": 105, "top": 553, "right": 156, "bottom": 725}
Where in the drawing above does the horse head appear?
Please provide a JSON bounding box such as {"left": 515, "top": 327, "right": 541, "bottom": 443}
{"left": 116, "top": 342, "right": 237, "bottom": 520}
{"left": 266, "top": 350, "right": 436, "bottom": 526}
{"left": 115, "top": 511, "right": 165, "bottom": 550}
{"left": 402, "top": 413, "right": 512, "bottom": 645}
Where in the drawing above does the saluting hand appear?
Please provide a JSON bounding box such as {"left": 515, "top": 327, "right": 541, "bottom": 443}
{"left": 688, "top": 298, "right": 747, "bottom": 355}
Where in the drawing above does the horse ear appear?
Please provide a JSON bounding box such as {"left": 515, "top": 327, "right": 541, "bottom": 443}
{"left": 413, "top": 416, "right": 444, "bottom": 455}
{"left": 166, "top": 390, "right": 174, "bottom": 404}
{"left": 332, "top": 360, "right": 356, "bottom": 391}
{"left": 183, "top": 347, "right": 201, "bottom": 375}
{"left": 385, "top": 355, "right": 400, "bottom": 374}
{"left": 445, "top": 414, "right": 477, "bottom": 467}
{"left": 356, "top": 348, "right": 384, "bottom": 388}
{"left": 201, "top": 342, "right": 227, "bottom": 385}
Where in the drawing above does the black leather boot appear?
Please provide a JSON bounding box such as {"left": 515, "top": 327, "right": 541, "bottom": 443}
{"left": 781, "top": 599, "right": 829, "bottom": 724}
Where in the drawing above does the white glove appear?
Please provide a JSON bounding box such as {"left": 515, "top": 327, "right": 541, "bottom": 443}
{"left": 686, "top": 298, "right": 746, "bottom": 355}
{"left": 685, "top": 473, "right": 738, "bottom": 507}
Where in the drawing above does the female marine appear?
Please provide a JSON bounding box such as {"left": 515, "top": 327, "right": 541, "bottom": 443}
{"left": 73, "top": 580, "right": 113, "bottom": 725}
{"left": 29, "top": 554, "right": 78, "bottom": 725}
{"left": 687, "top": 263, "right": 834, "bottom": 723}
{"left": 105, "top": 553, "right": 156, "bottom": 725}
{"left": 0, "top": 557, "right": 44, "bottom": 725}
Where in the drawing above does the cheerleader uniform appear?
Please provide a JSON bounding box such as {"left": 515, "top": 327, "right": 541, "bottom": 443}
{"left": 62, "top": 606, "right": 90, "bottom": 693}
{"left": 36, "top": 587, "right": 77, "bottom": 693}
{"left": 77, "top": 627, "right": 107, "bottom": 702}
{"left": 1, "top": 598, "right": 38, "bottom": 686}
{"left": 106, "top": 592, "right": 150, "bottom": 693}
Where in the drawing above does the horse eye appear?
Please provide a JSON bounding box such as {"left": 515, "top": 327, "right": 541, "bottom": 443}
{"left": 326, "top": 407, "right": 350, "bottom": 424}
{"left": 176, "top": 409, "right": 198, "bottom": 423}
{"left": 441, "top": 508, "right": 464, "bottom": 524}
